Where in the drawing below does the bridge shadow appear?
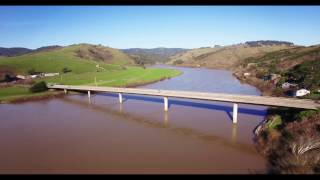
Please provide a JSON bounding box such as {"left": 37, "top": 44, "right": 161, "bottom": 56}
{"left": 96, "top": 92, "right": 267, "bottom": 122}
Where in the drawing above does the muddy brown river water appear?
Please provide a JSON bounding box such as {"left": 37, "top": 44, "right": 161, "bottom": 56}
{"left": 0, "top": 65, "right": 268, "bottom": 174}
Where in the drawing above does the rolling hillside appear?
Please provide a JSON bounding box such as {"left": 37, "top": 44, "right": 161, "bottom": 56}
{"left": 122, "top": 48, "right": 189, "bottom": 65}
{"left": 233, "top": 44, "right": 320, "bottom": 97}
{"left": 168, "top": 41, "right": 296, "bottom": 69}
{"left": 0, "top": 43, "right": 135, "bottom": 76}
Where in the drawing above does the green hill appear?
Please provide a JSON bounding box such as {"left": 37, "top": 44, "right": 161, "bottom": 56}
{"left": 0, "top": 43, "right": 135, "bottom": 75}
{"left": 0, "top": 44, "right": 181, "bottom": 103}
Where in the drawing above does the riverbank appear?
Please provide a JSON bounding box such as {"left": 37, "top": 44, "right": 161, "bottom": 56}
{"left": 232, "top": 67, "right": 320, "bottom": 174}
{"left": 166, "top": 64, "right": 320, "bottom": 173}
{"left": 0, "top": 67, "right": 182, "bottom": 104}
{"left": 0, "top": 87, "right": 65, "bottom": 104}
{"left": 232, "top": 69, "right": 276, "bottom": 96}
{"left": 253, "top": 107, "right": 320, "bottom": 174}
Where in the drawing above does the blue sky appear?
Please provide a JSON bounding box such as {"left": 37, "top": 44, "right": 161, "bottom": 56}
{"left": 0, "top": 6, "right": 320, "bottom": 49}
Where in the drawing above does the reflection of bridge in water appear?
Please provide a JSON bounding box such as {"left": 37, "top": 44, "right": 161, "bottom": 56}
{"left": 60, "top": 96, "right": 258, "bottom": 155}
{"left": 49, "top": 84, "right": 320, "bottom": 124}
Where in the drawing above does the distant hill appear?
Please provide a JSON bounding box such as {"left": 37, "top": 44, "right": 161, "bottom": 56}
{"left": 244, "top": 40, "right": 294, "bottom": 47}
{"left": 32, "top": 45, "right": 63, "bottom": 53}
{"left": 0, "top": 45, "right": 64, "bottom": 57}
{"left": 168, "top": 41, "right": 296, "bottom": 69}
{"left": 0, "top": 47, "right": 32, "bottom": 57}
{"left": 122, "top": 48, "right": 189, "bottom": 65}
{"left": 0, "top": 43, "right": 135, "bottom": 76}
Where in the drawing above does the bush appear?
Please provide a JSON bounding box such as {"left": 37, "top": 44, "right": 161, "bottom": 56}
{"left": 62, "top": 67, "right": 72, "bottom": 73}
{"left": 29, "top": 81, "right": 48, "bottom": 93}
{"left": 256, "top": 69, "right": 268, "bottom": 79}
{"left": 173, "top": 59, "right": 184, "bottom": 65}
{"left": 28, "top": 69, "right": 36, "bottom": 75}
{"left": 266, "top": 115, "right": 282, "bottom": 130}
{"left": 296, "top": 110, "right": 318, "bottom": 120}
{"left": 273, "top": 87, "right": 284, "bottom": 97}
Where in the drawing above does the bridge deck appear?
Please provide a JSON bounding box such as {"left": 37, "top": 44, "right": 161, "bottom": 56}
{"left": 48, "top": 84, "right": 320, "bottom": 110}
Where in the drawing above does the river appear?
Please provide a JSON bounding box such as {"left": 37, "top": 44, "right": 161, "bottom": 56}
{"left": 0, "top": 65, "right": 268, "bottom": 174}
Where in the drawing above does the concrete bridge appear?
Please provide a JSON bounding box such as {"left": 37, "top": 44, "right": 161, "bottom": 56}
{"left": 48, "top": 84, "right": 320, "bottom": 124}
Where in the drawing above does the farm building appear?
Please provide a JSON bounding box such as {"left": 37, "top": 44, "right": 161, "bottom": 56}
{"left": 44, "top": 73, "right": 59, "bottom": 77}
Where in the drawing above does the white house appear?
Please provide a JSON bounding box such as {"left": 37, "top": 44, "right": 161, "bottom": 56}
{"left": 243, "top": 72, "right": 251, "bottom": 77}
{"left": 30, "top": 75, "right": 38, "bottom": 79}
{"left": 16, "top": 75, "right": 26, "bottom": 80}
{"left": 295, "top": 89, "right": 310, "bottom": 97}
{"left": 44, "top": 73, "right": 60, "bottom": 77}
{"left": 282, "top": 82, "right": 291, "bottom": 89}
{"left": 281, "top": 82, "right": 298, "bottom": 89}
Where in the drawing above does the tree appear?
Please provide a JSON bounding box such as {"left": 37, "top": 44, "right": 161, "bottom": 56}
{"left": 28, "top": 69, "right": 36, "bottom": 75}
{"left": 62, "top": 67, "right": 72, "bottom": 73}
{"left": 29, "top": 81, "right": 48, "bottom": 93}
{"left": 5, "top": 74, "right": 12, "bottom": 82}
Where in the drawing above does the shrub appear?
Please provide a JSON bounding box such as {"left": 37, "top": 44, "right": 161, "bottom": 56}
{"left": 256, "top": 69, "right": 268, "bottom": 79}
{"left": 266, "top": 115, "right": 282, "bottom": 130}
{"left": 273, "top": 87, "right": 284, "bottom": 97}
{"left": 29, "top": 81, "right": 48, "bottom": 93}
{"left": 28, "top": 69, "right": 36, "bottom": 75}
{"left": 62, "top": 67, "right": 72, "bottom": 73}
{"left": 296, "top": 110, "right": 318, "bottom": 121}
{"left": 4, "top": 74, "right": 13, "bottom": 82}
{"left": 173, "top": 59, "right": 184, "bottom": 65}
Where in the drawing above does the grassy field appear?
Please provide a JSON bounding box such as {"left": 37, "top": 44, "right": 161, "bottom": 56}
{"left": 0, "top": 67, "right": 181, "bottom": 103}
{"left": 42, "top": 67, "right": 181, "bottom": 87}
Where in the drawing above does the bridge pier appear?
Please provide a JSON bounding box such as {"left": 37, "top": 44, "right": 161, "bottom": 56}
{"left": 64, "top": 89, "right": 67, "bottom": 94}
{"left": 88, "top": 91, "right": 91, "bottom": 99}
{"left": 233, "top": 103, "right": 238, "bottom": 124}
{"left": 164, "top": 97, "right": 168, "bottom": 111}
{"left": 119, "top": 93, "right": 123, "bottom": 103}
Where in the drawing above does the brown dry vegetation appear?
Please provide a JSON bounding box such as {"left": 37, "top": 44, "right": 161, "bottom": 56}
{"left": 168, "top": 43, "right": 294, "bottom": 69}
{"left": 255, "top": 108, "right": 320, "bottom": 174}
{"left": 233, "top": 44, "right": 320, "bottom": 97}
{"left": 74, "top": 44, "right": 135, "bottom": 65}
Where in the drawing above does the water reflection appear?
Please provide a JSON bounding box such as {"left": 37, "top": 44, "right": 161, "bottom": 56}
{"left": 60, "top": 96, "right": 258, "bottom": 155}
{"left": 232, "top": 124, "right": 237, "bottom": 143}
{"left": 163, "top": 111, "right": 169, "bottom": 128}
{"left": 88, "top": 96, "right": 92, "bottom": 105}
{"left": 119, "top": 103, "right": 123, "bottom": 113}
